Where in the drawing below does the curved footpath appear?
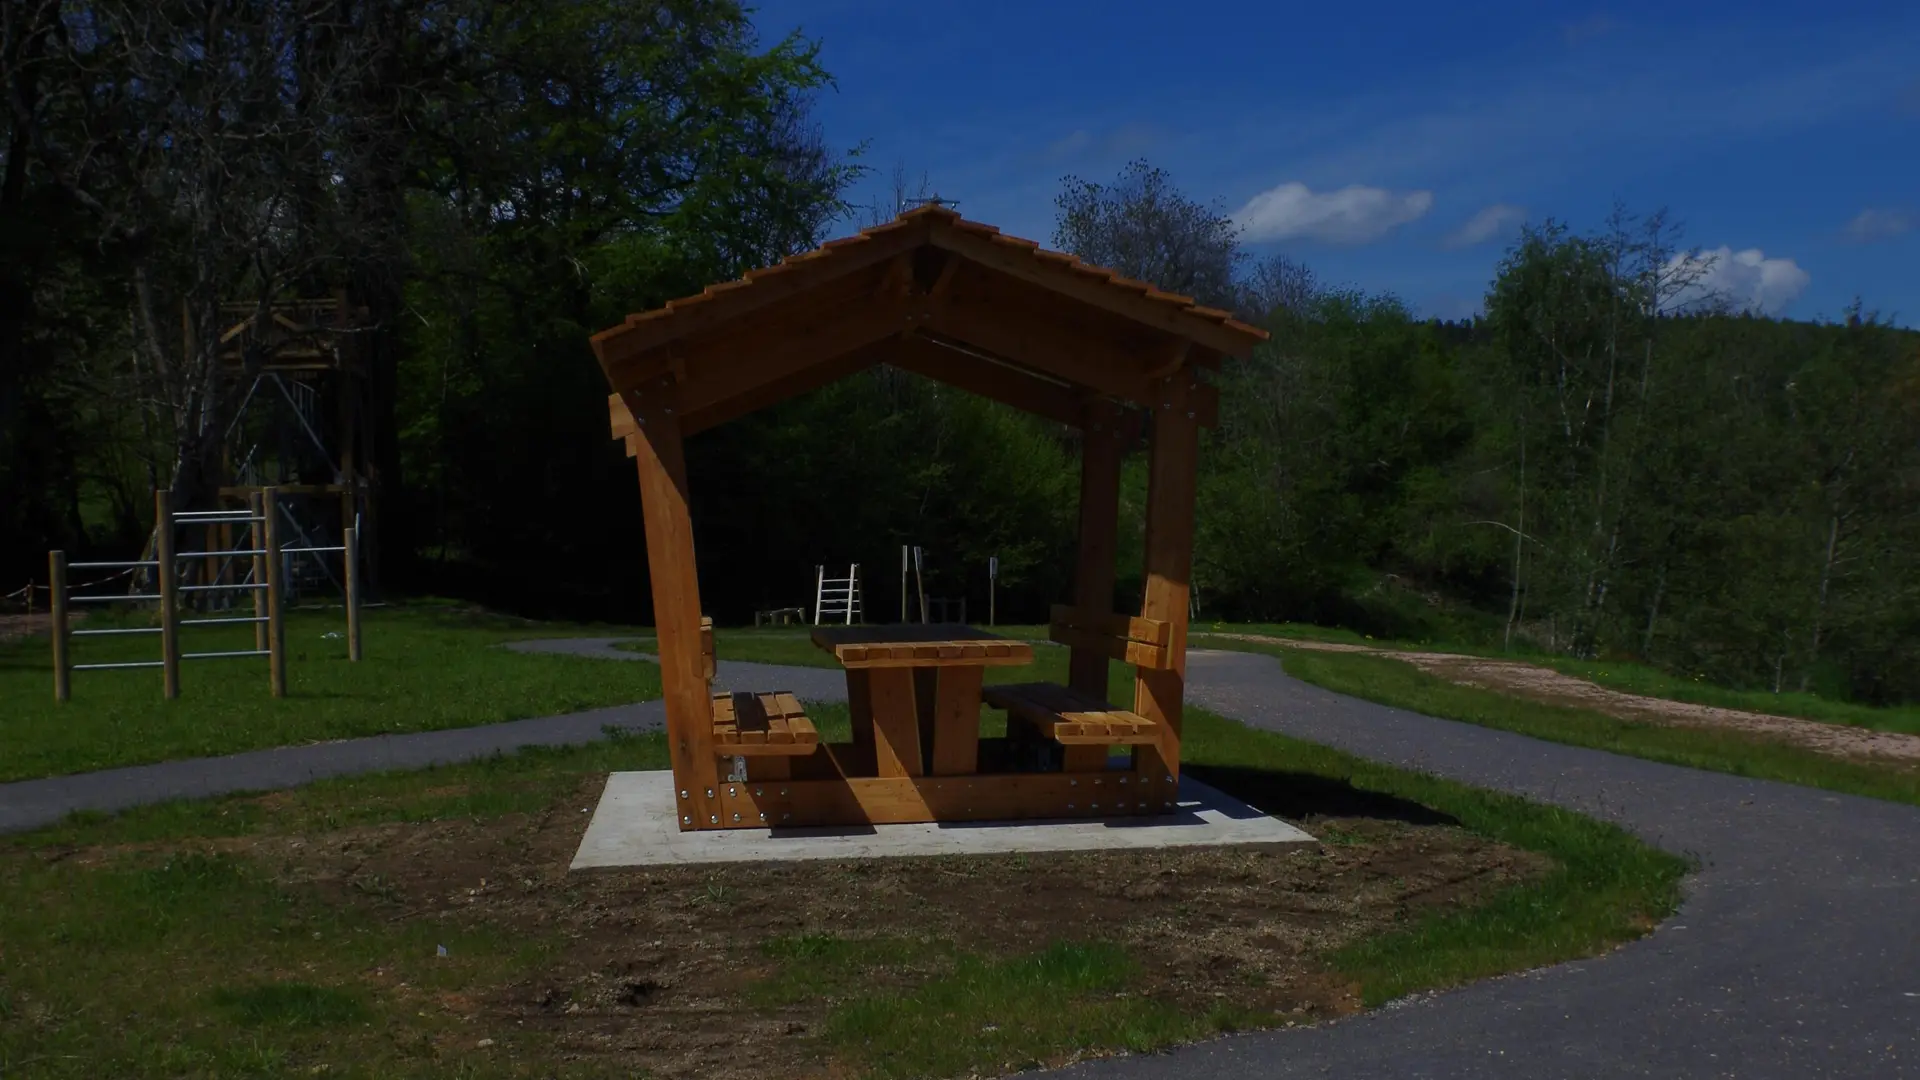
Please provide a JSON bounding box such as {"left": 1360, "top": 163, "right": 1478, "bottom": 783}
{"left": 1070, "top": 649, "right": 1920, "bottom": 1080}
{"left": 0, "top": 641, "right": 839, "bottom": 833}
{"left": 1, "top": 642, "right": 1916, "bottom": 1078}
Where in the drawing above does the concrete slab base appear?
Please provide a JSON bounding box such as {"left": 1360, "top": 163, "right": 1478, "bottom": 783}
{"left": 569, "top": 770, "right": 1315, "bottom": 868}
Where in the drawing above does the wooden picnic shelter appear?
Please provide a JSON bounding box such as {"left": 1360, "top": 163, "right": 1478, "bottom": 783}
{"left": 589, "top": 205, "right": 1268, "bottom": 831}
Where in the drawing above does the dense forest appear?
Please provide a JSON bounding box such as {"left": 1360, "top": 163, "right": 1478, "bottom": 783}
{"left": 4, "top": 2, "right": 1916, "bottom": 702}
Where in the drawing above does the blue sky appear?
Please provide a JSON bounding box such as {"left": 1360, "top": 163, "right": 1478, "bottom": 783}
{"left": 748, "top": 0, "right": 1919, "bottom": 324}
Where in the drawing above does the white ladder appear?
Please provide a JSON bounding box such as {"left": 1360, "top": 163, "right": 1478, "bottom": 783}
{"left": 814, "top": 564, "right": 861, "bottom": 625}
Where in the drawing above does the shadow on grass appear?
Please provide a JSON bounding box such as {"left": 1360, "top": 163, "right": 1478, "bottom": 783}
{"left": 1186, "top": 762, "right": 1459, "bottom": 827}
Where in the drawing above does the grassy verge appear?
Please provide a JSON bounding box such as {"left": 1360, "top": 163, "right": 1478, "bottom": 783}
{"left": 0, "top": 602, "right": 661, "bottom": 782}
{"left": 1, "top": 662, "right": 1684, "bottom": 1078}
{"left": 1533, "top": 655, "right": 1920, "bottom": 735}
{"left": 1220, "top": 641, "right": 1920, "bottom": 808}
{"left": 1204, "top": 622, "right": 1919, "bottom": 735}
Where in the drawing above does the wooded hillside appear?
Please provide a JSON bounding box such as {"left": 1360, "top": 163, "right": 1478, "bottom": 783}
{"left": 4, "top": 2, "right": 1915, "bottom": 702}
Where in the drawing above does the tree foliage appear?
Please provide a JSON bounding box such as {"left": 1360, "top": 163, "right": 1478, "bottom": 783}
{"left": 2, "top": 13, "right": 1914, "bottom": 711}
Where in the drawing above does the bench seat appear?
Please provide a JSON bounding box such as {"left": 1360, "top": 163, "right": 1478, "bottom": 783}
{"left": 982, "top": 682, "right": 1161, "bottom": 746}
{"left": 711, "top": 690, "right": 819, "bottom": 756}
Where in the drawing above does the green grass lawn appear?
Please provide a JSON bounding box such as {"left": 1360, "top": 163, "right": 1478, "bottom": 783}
{"left": 0, "top": 602, "right": 662, "bottom": 783}
{"left": 1215, "top": 640, "right": 1920, "bottom": 809}
{"left": 1201, "top": 622, "right": 1920, "bottom": 735}
{"left": 1534, "top": 655, "right": 1920, "bottom": 736}
{"left": 1, "top": 670, "right": 1685, "bottom": 1079}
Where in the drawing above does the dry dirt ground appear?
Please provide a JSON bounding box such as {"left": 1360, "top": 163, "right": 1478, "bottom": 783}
{"left": 1206, "top": 634, "right": 1920, "bottom": 767}
{"left": 66, "top": 776, "right": 1549, "bottom": 1079}
{"left": 0, "top": 612, "right": 72, "bottom": 643}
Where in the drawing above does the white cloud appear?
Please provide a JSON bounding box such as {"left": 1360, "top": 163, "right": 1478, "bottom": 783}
{"left": 1844, "top": 208, "right": 1914, "bottom": 242}
{"left": 1663, "top": 247, "right": 1810, "bottom": 315}
{"left": 1233, "top": 182, "right": 1433, "bottom": 244}
{"left": 1443, "top": 203, "right": 1528, "bottom": 249}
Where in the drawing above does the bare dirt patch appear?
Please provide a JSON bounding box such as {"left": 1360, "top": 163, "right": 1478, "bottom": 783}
{"left": 1208, "top": 634, "right": 1920, "bottom": 766}
{"left": 0, "top": 612, "right": 78, "bottom": 643}
{"left": 198, "top": 777, "right": 1548, "bottom": 1079}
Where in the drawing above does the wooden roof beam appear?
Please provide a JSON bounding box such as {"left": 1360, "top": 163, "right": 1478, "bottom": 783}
{"left": 925, "top": 295, "right": 1158, "bottom": 407}
{"left": 611, "top": 293, "right": 916, "bottom": 437}
{"left": 926, "top": 224, "right": 1264, "bottom": 358}
{"left": 682, "top": 338, "right": 893, "bottom": 437}
{"left": 591, "top": 218, "right": 933, "bottom": 377}
{"left": 889, "top": 334, "right": 1088, "bottom": 427}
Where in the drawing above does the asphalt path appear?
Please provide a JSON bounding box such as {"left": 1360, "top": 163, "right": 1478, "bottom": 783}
{"left": 2, "top": 640, "right": 1915, "bottom": 1078}
{"left": 1055, "top": 648, "right": 1920, "bottom": 1080}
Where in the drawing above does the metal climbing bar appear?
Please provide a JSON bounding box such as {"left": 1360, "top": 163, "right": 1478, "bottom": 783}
{"left": 68, "top": 560, "right": 159, "bottom": 570}
{"left": 48, "top": 485, "right": 366, "bottom": 704}
{"left": 181, "top": 649, "right": 272, "bottom": 660}
{"left": 173, "top": 510, "right": 265, "bottom": 520}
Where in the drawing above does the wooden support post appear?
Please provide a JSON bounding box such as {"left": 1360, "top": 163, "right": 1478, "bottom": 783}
{"left": 249, "top": 491, "right": 268, "bottom": 651}
{"left": 1070, "top": 398, "right": 1127, "bottom": 698}
{"left": 344, "top": 522, "right": 363, "bottom": 661}
{"left": 263, "top": 488, "right": 287, "bottom": 698}
{"left": 49, "top": 550, "right": 69, "bottom": 702}
{"left": 928, "top": 666, "right": 984, "bottom": 775}
{"left": 868, "top": 667, "right": 924, "bottom": 777}
{"left": 624, "top": 378, "right": 720, "bottom": 831}
{"left": 1133, "top": 377, "right": 1200, "bottom": 782}
{"left": 847, "top": 668, "right": 875, "bottom": 755}
{"left": 154, "top": 489, "right": 180, "bottom": 700}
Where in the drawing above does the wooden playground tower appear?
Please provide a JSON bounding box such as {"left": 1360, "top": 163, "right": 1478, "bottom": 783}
{"left": 207, "top": 292, "right": 375, "bottom": 596}
{"left": 591, "top": 205, "right": 1267, "bottom": 831}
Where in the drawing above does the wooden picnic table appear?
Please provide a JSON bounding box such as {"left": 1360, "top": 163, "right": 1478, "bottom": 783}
{"left": 811, "top": 624, "right": 1033, "bottom": 778}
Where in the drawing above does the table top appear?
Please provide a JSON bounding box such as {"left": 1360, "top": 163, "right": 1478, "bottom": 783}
{"left": 810, "top": 623, "right": 1035, "bottom": 669}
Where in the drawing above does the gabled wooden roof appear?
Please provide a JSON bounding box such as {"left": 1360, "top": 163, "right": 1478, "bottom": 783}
{"left": 591, "top": 205, "right": 1269, "bottom": 442}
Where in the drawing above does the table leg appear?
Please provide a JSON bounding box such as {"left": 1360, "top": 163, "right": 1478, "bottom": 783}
{"left": 929, "top": 665, "right": 984, "bottom": 776}
{"left": 846, "top": 668, "right": 874, "bottom": 754}
{"left": 867, "top": 667, "right": 924, "bottom": 778}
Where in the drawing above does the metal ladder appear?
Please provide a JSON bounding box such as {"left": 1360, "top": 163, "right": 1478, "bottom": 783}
{"left": 813, "top": 564, "right": 861, "bottom": 625}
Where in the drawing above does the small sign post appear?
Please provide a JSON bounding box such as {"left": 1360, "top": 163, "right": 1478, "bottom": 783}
{"left": 988, "top": 556, "right": 998, "bottom": 626}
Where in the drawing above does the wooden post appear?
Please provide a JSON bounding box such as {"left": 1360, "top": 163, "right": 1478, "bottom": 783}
{"left": 344, "top": 521, "right": 363, "bottom": 661}
{"left": 624, "top": 378, "right": 720, "bottom": 831}
{"left": 155, "top": 489, "right": 180, "bottom": 700}
{"left": 1069, "top": 399, "right": 1126, "bottom": 698}
{"left": 1133, "top": 376, "right": 1201, "bottom": 782}
{"left": 263, "top": 488, "right": 287, "bottom": 698}
{"left": 49, "top": 550, "right": 69, "bottom": 703}
{"left": 814, "top": 565, "right": 825, "bottom": 625}
{"left": 249, "top": 491, "right": 268, "bottom": 651}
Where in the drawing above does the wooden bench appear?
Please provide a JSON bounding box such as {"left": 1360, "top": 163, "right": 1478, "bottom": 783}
{"left": 981, "top": 605, "right": 1172, "bottom": 767}
{"left": 711, "top": 690, "right": 820, "bottom": 755}
{"left": 699, "top": 617, "right": 819, "bottom": 760}
{"left": 1044, "top": 604, "right": 1174, "bottom": 670}
{"left": 982, "top": 682, "right": 1160, "bottom": 745}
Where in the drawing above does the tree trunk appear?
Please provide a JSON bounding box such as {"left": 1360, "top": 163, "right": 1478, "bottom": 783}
{"left": 1803, "top": 510, "right": 1841, "bottom": 693}
{"left": 1504, "top": 420, "right": 1527, "bottom": 651}
{"left": 1641, "top": 560, "right": 1666, "bottom": 657}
